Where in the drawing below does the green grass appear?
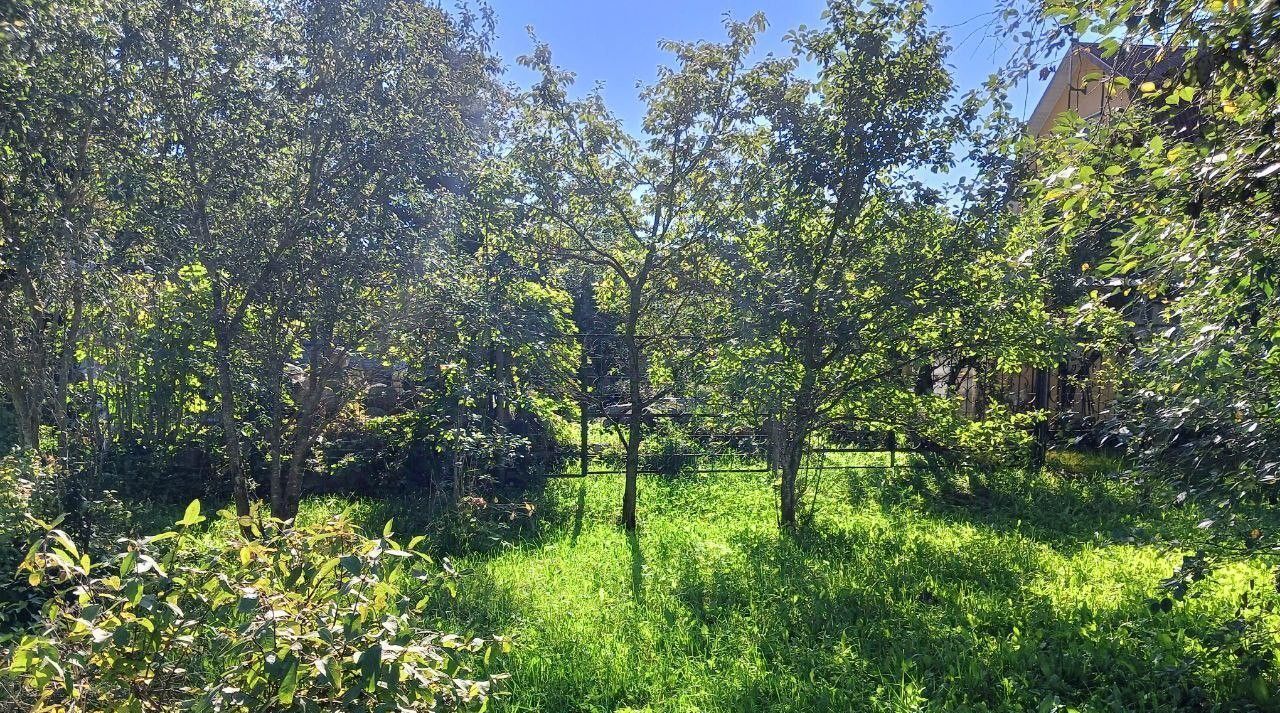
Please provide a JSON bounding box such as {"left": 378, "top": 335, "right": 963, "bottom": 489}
{"left": 416, "top": 456, "right": 1280, "bottom": 712}
{"left": 62, "top": 448, "right": 1279, "bottom": 711}
{"left": 284, "top": 455, "right": 1280, "bottom": 712}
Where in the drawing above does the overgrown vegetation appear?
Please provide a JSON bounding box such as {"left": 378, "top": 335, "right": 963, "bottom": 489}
{"left": 2, "top": 0, "right": 1279, "bottom": 708}
{"left": 438, "top": 462, "right": 1279, "bottom": 711}
{"left": 1001, "top": 0, "right": 1280, "bottom": 563}
{"left": 5, "top": 501, "right": 507, "bottom": 711}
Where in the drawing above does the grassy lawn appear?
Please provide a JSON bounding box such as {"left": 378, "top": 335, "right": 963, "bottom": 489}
{"left": 308, "top": 457, "right": 1279, "bottom": 712}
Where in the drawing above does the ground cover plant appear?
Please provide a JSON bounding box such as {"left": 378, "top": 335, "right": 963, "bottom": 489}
{"left": 4, "top": 459, "right": 1279, "bottom": 711}
{"left": 418, "top": 457, "right": 1277, "bottom": 712}
{"left": 2, "top": 502, "right": 508, "bottom": 711}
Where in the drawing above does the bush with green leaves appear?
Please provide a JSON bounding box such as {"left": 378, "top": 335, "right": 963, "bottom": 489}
{"left": 642, "top": 424, "right": 698, "bottom": 478}
{"left": 2, "top": 501, "right": 508, "bottom": 712}
{"left": 0, "top": 450, "right": 66, "bottom": 627}
{"left": 949, "top": 403, "right": 1042, "bottom": 468}
{"left": 0, "top": 450, "right": 65, "bottom": 539}
{"left": 853, "top": 389, "right": 1043, "bottom": 468}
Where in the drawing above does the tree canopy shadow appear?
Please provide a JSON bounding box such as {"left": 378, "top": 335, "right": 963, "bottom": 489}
{"left": 672, "top": 521, "right": 1268, "bottom": 711}
{"left": 852, "top": 462, "right": 1205, "bottom": 554}
{"left": 414, "top": 466, "right": 1277, "bottom": 712}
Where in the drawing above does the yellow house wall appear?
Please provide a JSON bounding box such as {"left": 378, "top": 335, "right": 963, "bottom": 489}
{"left": 1033, "top": 53, "right": 1134, "bottom": 137}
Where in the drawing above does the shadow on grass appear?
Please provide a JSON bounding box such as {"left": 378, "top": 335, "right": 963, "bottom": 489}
{"left": 448, "top": 504, "right": 1271, "bottom": 712}
{"left": 570, "top": 482, "right": 587, "bottom": 546}
{"left": 628, "top": 530, "right": 644, "bottom": 604}
{"left": 735, "top": 520, "right": 1275, "bottom": 709}
{"left": 857, "top": 463, "right": 1203, "bottom": 553}
{"left": 299, "top": 474, "right": 565, "bottom": 558}
{"left": 298, "top": 465, "right": 1276, "bottom": 711}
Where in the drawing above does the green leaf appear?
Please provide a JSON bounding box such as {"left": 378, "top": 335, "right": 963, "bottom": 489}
{"left": 277, "top": 654, "right": 299, "bottom": 705}
{"left": 50, "top": 530, "right": 80, "bottom": 561}
{"left": 9, "top": 637, "right": 39, "bottom": 673}
{"left": 358, "top": 643, "right": 382, "bottom": 692}
{"left": 314, "top": 557, "right": 340, "bottom": 585}
{"left": 237, "top": 592, "right": 260, "bottom": 614}
{"left": 124, "top": 580, "right": 143, "bottom": 606}
{"left": 177, "top": 500, "right": 205, "bottom": 527}
{"left": 119, "top": 551, "right": 138, "bottom": 578}
{"left": 339, "top": 555, "right": 362, "bottom": 575}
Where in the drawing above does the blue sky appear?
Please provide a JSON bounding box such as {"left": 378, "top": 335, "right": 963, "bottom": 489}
{"left": 485, "top": 0, "right": 1049, "bottom": 133}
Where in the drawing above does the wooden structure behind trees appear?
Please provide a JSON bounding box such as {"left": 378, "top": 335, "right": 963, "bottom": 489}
{"left": 976, "top": 40, "right": 1189, "bottom": 455}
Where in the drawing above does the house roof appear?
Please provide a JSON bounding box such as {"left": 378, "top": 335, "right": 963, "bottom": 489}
{"left": 1026, "top": 41, "right": 1188, "bottom": 136}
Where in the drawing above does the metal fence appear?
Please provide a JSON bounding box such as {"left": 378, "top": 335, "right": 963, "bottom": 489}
{"left": 519, "top": 330, "right": 1105, "bottom": 481}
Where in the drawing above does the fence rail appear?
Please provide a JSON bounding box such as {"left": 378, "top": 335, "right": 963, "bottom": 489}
{"left": 520, "top": 328, "right": 1041, "bottom": 480}
{"left": 548, "top": 433, "right": 952, "bottom": 479}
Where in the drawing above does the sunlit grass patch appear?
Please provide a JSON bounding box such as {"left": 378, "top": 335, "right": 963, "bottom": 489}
{"left": 430, "top": 462, "right": 1279, "bottom": 712}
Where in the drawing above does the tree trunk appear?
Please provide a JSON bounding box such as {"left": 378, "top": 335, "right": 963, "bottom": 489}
{"left": 779, "top": 429, "right": 805, "bottom": 530}
{"left": 621, "top": 328, "right": 642, "bottom": 531}
{"left": 51, "top": 287, "right": 85, "bottom": 462}
{"left": 779, "top": 371, "right": 817, "bottom": 531}
{"left": 9, "top": 387, "right": 43, "bottom": 451}
{"left": 282, "top": 425, "right": 314, "bottom": 522}
{"left": 974, "top": 360, "right": 989, "bottom": 420}
{"left": 2, "top": 313, "right": 47, "bottom": 452}
{"left": 281, "top": 374, "right": 322, "bottom": 522}
{"left": 280, "top": 334, "right": 343, "bottom": 522}
{"left": 267, "top": 356, "right": 285, "bottom": 518}
{"left": 1031, "top": 366, "right": 1050, "bottom": 467}
{"left": 1057, "top": 361, "right": 1075, "bottom": 430}
{"left": 914, "top": 365, "right": 934, "bottom": 396}
{"left": 212, "top": 321, "right": 251, "bottom": 522}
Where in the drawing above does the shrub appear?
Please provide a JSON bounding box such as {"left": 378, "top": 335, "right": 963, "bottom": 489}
{"left": 0, "top": 451, "right": 66, "bottom": 628}
{"left": 950, "top": 403, "right": 1041, "bottom": 467}
{"left": 643, "top": 427, "right": 697, "bottom": 477}
{"left": 0, "top": 451, "right": 65, "bottom": 538}
{"left": 904, "top": 397, "right": 1042, "bottom": 468}
{"left": 2, "top": 501, "right": 508, "bottom": 712}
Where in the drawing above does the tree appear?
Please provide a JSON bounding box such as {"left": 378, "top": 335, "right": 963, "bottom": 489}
{"left": 139, "top": 0, "right": 292, "bottom": 519}
{"left": 511, "top": 17, "right": 766, "bottom": 530}
{"left": 0, "top": 0, "right": 138, "bottom": 455}
{"left": 141, "top": 0, "right": 498, "bottom": 520}
{"left": 257, "top": 0, "right": 499, "bottom": 521}
{"left": 733, "top": 0, "right": 1041, "bottom": 529}
{"left": 1005, "top": 0, "right": 1280, "bottom": 563}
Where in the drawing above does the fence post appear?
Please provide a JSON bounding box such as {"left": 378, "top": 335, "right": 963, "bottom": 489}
{"left": 769, "top": 417, "right": 782, "bottom": 478}
{"left": 888, "top": 430, "right": 896, "bottom": 474}
{"left": 1032, "top": 366, "right": 1050, "bottom": 468}
{"left": 579, "top": 334, "right": 589, "bottom": 479}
